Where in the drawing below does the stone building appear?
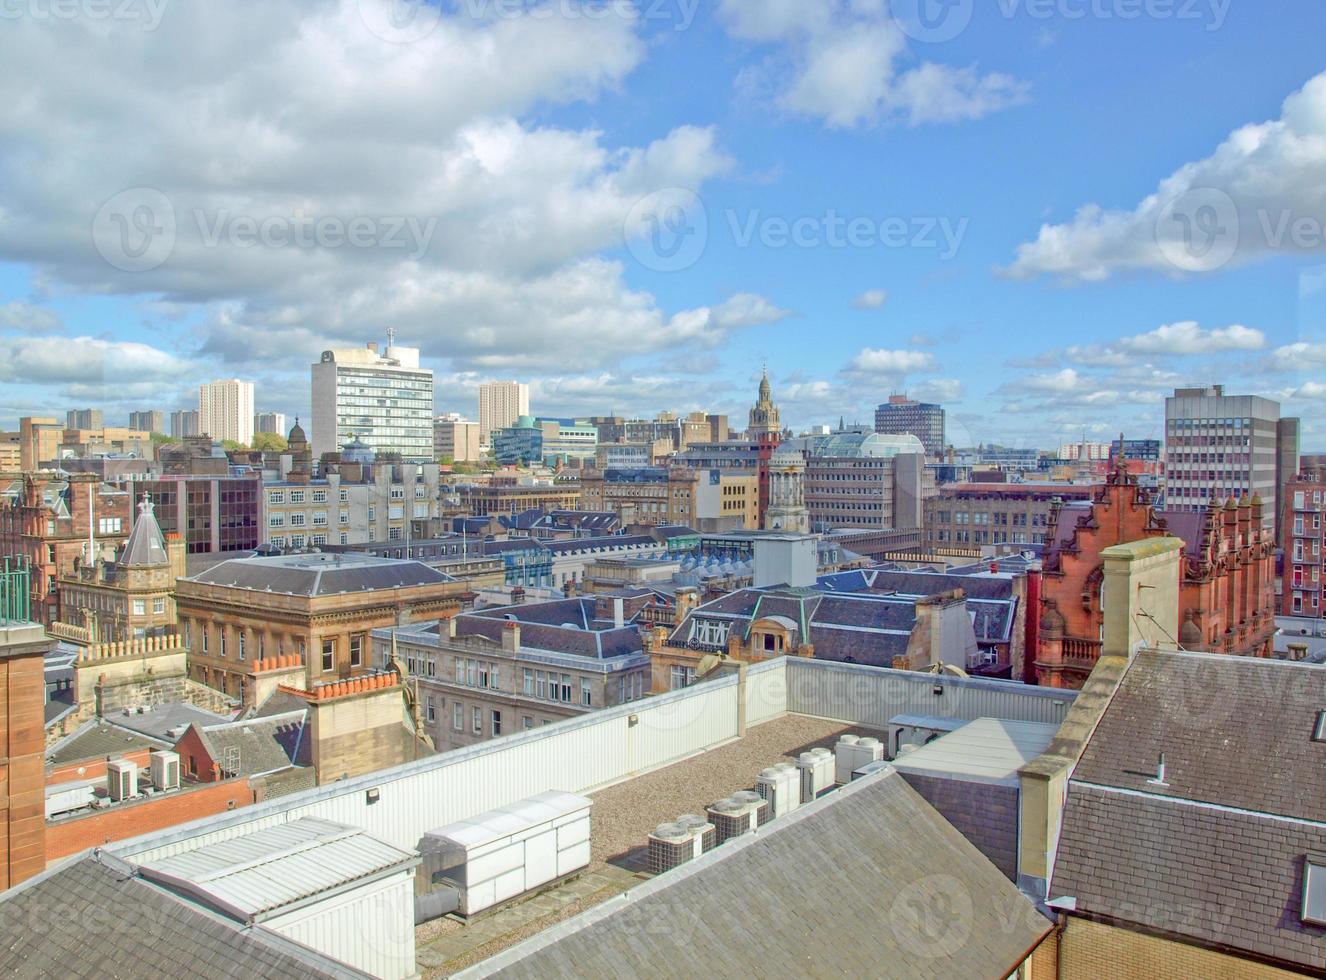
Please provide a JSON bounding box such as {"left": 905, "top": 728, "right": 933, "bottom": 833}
{"left": 746, "top": 369, "right": 782, "bottom": 444}
{"left": 0, "top": 473, "right": 132, "bottom": 625}
{"left": 763, "top": 444, "right": 810, "bottom": 534}
{"left": 1037, "top": 462, "right": 1275, "bottom": 689}
{"left": 578, "top": 466, "right": 759, "bottom": 531}
{"left": 923, "top": 482, "right": 1096, "bottom": 553}
{"left": 57, "top": 494, "right": 185, "bottom": 644}
{"left": 174, "top": 553, "right": 469, "bottom": 699}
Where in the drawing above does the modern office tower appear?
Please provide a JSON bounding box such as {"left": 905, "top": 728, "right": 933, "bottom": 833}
{"left": 65, "top": 409, "right": 103, "bottom": 430}
{"left": 198, "top": 379, "right": 255, "bottom": 445}
{"left": 434, "top": 415, "right": 482, "bottom": 462}
{"left": 311, "top": 339, "right": 434, "bottom": 462}
{"left": 254, "top": 412, "right": 288, "bottom": 436}
{"left": 170, "top": 410, "right": 201, "bottom": 439}
{"left": 875, "top": 395, "right": 945, "bottom": 457}
{"left": 128, "top": 410, "right": 165, "bottom": 434}
{"left": 478, "top": 381, "right": 529, "bottom": 443}
{"left": 1164, "top": 385, "right": 1298, "bottom": 533}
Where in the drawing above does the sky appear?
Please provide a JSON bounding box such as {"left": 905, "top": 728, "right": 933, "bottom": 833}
{"left": 3, "top": 0, "right": 1326, "bottom": 452}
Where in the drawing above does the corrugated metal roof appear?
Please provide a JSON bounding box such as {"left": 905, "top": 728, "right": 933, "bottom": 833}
{"left": 425, "top": 792, "right": 590, "bottom": 851}
{"left": 140, "top": 817, "right": 416, "bottom": 920}
{"left": 890, "top": 718, "right": 1059, "bottom": 786}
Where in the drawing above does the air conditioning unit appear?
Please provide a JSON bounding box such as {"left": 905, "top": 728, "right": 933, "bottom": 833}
{"left": 107, "top": 760, "right": 138, "bottom": 802}
{"left": 851, "top": 759, "right": 892, "bottom": 781}
{"left": 757, "top": 765, "right": 801, "bottom": 819}
{"left": 797, "top": 748, "right": 834, "bottom": 803}
{"left": 835, "top": 735, "right": 884, "bottom": 783}
{"left": 731, "top": 789, "right": 771, "bottom": 827}
{"left": 647, "top": 822, "right": 702, "bottom": 874}
{"left": 675, "top": 813, "right": 717, "bottom": 854}
{"left": 150, "top": 750, "right": 180, "bottom": 791}
{"left": 707, "top": 797, "right": 763, "bottom": 844}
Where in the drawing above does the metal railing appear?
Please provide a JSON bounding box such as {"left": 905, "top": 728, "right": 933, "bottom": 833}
{"left": 0, "top": 556, "right": 32, "bottom": 625}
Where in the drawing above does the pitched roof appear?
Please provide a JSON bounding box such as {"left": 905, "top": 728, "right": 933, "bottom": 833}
{"left": 1051, "top": 650, "right": 1326, "bottom": 971}
{"left": 0, "top": 854, "right": 361, "bottom": 979}
{"left": 471, "top": 770, "right": 1051, "bottom": 979}
{"left": 46, "top": 718, "right": 168, "bottom": 767}
{"left": 191, "top": 712, "right": 307, "bottom": 777}
{"left": 120, "top": 496, "right": 170, "bottom": 568}
{"left": 188, "top": 553, "right": 456, "bottom": 597}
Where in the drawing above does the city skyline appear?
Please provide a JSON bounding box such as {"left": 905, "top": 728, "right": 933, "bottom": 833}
{"left": 1, "top": 4, "right": 1325, "bottom": 448}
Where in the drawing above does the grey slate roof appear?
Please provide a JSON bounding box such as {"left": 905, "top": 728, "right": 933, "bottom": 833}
{"left": 113, "top": 703, "right": 232, "bottom": 741}
{"left": 1051, "top": 649, "right": 1326, "bottom": 972}
{"left": 0, "top": 854, "right": 363, "bottom": 979}
{"left": 189, "top": 552, "right": 456, "bottom": 596}
{"left": 46, "top": 718, "right": 169, "bottom": 767}
{"left": 119, "top": 498, "right": 170, "bottom": 568}
{"left": 192, "top": 712, "right": 308, "bottom": 776}
{"left": 471, "top": 769, "right": 1051, "bottom": 979}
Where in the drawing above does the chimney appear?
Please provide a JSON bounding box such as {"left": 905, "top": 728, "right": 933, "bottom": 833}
{"left": 502, "top": 623, "right": 521, "bottom": 653}
{"left": 613, "top": 596, "right": 625, "bottom": 629}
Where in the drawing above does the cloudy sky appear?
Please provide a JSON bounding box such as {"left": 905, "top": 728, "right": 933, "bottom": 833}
{"left": 3, "top": 0, "right": 1326, "bottom": 450}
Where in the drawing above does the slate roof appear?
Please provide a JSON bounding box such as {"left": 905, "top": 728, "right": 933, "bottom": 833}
{"left": 1051, "top": 650, "right": 1326, "bottom": 972}
{"left": 451, "top": 599, "right": 645, "bottom": 661}
{"left": 473, "top": 770, "right": 1051, "bottom": 979}
{"left": 113, "top": 703, "right": 232, "bottom": 741}
{"left": 0, "top": 854, "right": 362, "bottom": 979}
{"left": 46, "top": 718, "right": 169, "bottom": 767}
{"left": 120, "top": 498, "right": 170, "bottom": 568}
{"left": 192, "top": 712, "right": 308, "bottom": 776}
{"left": 188, "top": 553, "right": 456, "bottom": 597}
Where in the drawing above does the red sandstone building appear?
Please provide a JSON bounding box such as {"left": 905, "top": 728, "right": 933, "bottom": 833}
{"left": 1283, "top": 478, "right": 1326, "bottom": 617}
{"left": 1037, "top": 464, "right": 1275, "bottom": 688}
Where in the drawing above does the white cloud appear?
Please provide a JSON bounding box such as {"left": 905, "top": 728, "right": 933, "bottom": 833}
{"left": 1006, "top": 71, "right": 1326, "bottom": 281}
{"left": 1066, "top": 322, "right": 1266, "bottom": 365}
{"left": 1021, "top": 368, "right": 1083, "bottom": 393}
{"left": 0, "top": 336, "right": 195, "bottom": 384}
{"left": 0, "top": 301, "right": 62, "bottom": 334}
{"left": 717, "top": 0, "right": 1026, "bottom": 128}
{"left": 847, "top": 348, "right": 936, "bottom": 375}
{"left": 911, "top": 378, "right": 964, "bottom": 403}
{"left": 1268, "top": 341, "right": 1326, "bottom": 371}
{"left": 851, "top": 289, "right": 889, "bottom": 310}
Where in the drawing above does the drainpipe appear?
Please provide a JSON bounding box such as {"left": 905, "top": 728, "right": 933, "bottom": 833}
{"left": 736, "top": 661, "right": 747, "bottom": 737}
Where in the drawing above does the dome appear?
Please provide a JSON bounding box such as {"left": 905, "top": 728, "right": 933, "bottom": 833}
{"left": 818, "top": 431, "right": 926, "bottom": 458}
{"left": 287, "top": 417, "right": 308, "bottom": 446}
{"left": 341, "top": 437, "right": 375, "bottom": 464}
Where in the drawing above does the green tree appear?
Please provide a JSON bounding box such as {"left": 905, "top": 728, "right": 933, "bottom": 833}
{"left": 252, "top": 432, "right": 289, "bottom": 452}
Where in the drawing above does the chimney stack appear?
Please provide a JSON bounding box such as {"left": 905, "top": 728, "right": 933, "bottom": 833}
{"left": 613, "top": 596, "right": 625, "bottom": 630}
{"left": 502, "top": 623, "right": 521, "bottom": 653}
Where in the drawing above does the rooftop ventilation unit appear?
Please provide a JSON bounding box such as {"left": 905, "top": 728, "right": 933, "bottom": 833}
{"left": 675, "top": 813, "right": 717, "bottom": 854}
{"left": 107, "top": 759, "right": 139, "bottom": 803}
{"left": 648, "top": 822, "right": 702, "bottom": 874}
{"left": 835, "top": 735, "right": 883, "bottom": 784}
{"left": 706, "top": 796, "right": 763, "bottom": 844}
{"left": 851, "top": 759, "right": 892, "bottom": 781}
{"left": 756, "top": 765, "right": 800, "bottom": 820}
{"left": 149, "top": 750, "right": 180, "bottom": 792}
{"left": 731, "top": 789, "right": 771, "bottom": 827}
{"left": 797, "top": 748, "right": 835, "bottom": 803}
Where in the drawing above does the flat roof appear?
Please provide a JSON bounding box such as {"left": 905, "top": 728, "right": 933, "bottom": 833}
{"left": 890, "top": 717, "right": 1059, "bottom": 786}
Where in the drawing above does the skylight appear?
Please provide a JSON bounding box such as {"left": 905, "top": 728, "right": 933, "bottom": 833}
{"left": 1303, "top": 856, "right": 1326, "bottom": 927}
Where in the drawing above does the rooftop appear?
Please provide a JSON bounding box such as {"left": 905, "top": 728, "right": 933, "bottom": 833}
{"left": 186, "top": 552, "right": 458, "bottom": 597}
{"left": 890, "top": 718, "right": 1059, "bottom": 787}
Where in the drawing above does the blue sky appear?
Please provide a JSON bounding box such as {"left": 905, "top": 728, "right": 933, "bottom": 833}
{"left": 3, "top": 0, "right": 1326, "bottom": 451}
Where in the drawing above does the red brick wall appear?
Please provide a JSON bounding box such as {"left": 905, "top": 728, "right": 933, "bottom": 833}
{"left": 46, "top": 748, "right": 153, "bottom": 787}
{"left": 45, "top": 779, "right": 253, "bottom": 862}
{"left": 1, "top": 643, "right": 49, "bottom": 889}
{"left": 172, "top": 726, "right": 222, "bottom": 783}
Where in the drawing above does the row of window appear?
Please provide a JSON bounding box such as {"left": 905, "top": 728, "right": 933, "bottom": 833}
{"left": 187, "top": 622, "right": 364, "bottom": 672}
{"left": 425, "top": 697, "right": 549, "bottom": 736}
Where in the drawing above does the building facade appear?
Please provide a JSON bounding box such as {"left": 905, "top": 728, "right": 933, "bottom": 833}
{"left": 747, "top": 369, "right": 782, "bottom": 443}
{"left": 875, "top": 395, "right": 945, "bottom": 456}
{"left": 170, "top": 410, "right": 201, "bottom": 439}
{"left": 253, "top": 412, "right": 287, "bottom": 436}
{"left": 492, "top": 417, "right": 597, "bottom": 467}
{"left": 1283, "top": 478, "right": 1326, "bottom": 617}
{"left": 763, "top": 445, "right": 810, "bottom": 533}
{"left": 311, "top": 342, "right": 434, "bottom": 461}
{"left": 17, "top": 418, "right": 62, "bottom": 471}
{"left": 263, "top": 461, "right": 442, "bottom": 550}
{"left": 578, "top": 467, "right": 759, "bottom": 531}
{"left": 198, "top": 379, "right": 255, "bottom": 446}
{"left": 798, "top": 432, "right": 926, "bottom": 532}
{"left": 127, "top": 411, "right": 165, "bottom": 434}
{"left": 452, "top": 479, "right": 581, "bottom": 517}
{"left": 923, "top": 483, "right": 1096, "bottom": 552}
{"left": 380, "top": 598, "right": 651, "bottom": 751}
{"left": 1164, "top": 385, "right": 1295, "bottom": 534}
{"left": 1037, "top": 464, "right": 1275, "bottom": 688}
{"left": 477, "top": 381, "right": 530, "bottom": 444}
{"left": 65, "top": 409, "right": 103, "bottom": 431}
{"left": 434, "top": 415, "right": 481, "bottom": 462}
{"left": 175, "top": 553, "right": 469, "bottom": 697}
{"left": 135, "top": 473, "right": 262, "bottom": 556}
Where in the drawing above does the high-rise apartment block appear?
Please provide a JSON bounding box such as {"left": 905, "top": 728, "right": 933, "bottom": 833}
{"left": 312, "top": 341, "right": 434, "bottom": 462}
{"left": 65, "top": 408, "right": 103, "bottom": 430}
{"left": 128, "top": 410, "right": 165, "bottom": 434}
{"left": 875, "top": 395, "right": 945, "bottom": 457}
{"left": 170, "top": 409, "right": 201, "bottom": 439}
{"left": 478, "top": 381, "right": 529, "bottom": 443}
{"left": 253, "top": 412, "right": 287, "bottom": 435}
{"left": 1164, "top": 385, "right": 1298, "bottom": 533}
{"left": 198, "top": 379, "right": 255, "bottom": 446}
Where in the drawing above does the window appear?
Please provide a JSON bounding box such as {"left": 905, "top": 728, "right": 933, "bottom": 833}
{"left": 290, "top": 491, "right": 305, "bottom": 504}
{"left": 559, "top": 674, "right": 572, "bottom": 703}
{"left": 339, "top": 489, "right": 349, "bottom": 502}
{"left": 321, "top": 639, "right": 334, "bottom": 672}
{"left": 670, "top": 665, "right": 696, "bottom": 690}
{"left": 153, "top": 597, "right": 165, "bottom": 614}
{"left": 349, "top": 635, "right": 363, "bottom": 668}
{"left": 536, "top": 671, "right": 547, "bottom": 699}
{"left": 455, "top": 658, "right": 464, "bottom": 684}
{"left": 269, "top": 491, "right": 285, "bottom": 504}
{"left": 201, "top": 625, "right": 208, "bottom": 654}
{"left": 522, "top": 715, "right": 533, "bottom": 730}
{"left": 472, "top": 707, "right": 482, "bottom": 734}
{"left": 491, "top": 710, "right": 502, "bottom": 736}
{"left": 219, "top": 629, "right": 226, "bottom": 658}
{"left": 581, "top": 677, "right": 592, "bottom": 706}
{"left": 312, "top": 490, "right": 327, "bottom": 503}
{"left": 132, "top": 599, "right": 146, "bottom": 615}
{"left": 97, "top": 518, "right": 123, "bottom": 535}
{"left": 524, "top": 668, "right": 534, "bottom": 695}
{"left": 268, "top": 514, "right": 285, "bottom": 528}
{"left": 238, "top": 632, "right": 246, "bottom": 661}
{"left": 1304, "top": 857, "right": 1326, "bottom": 926}
{"left": 290, "top": 513, "right": 306, "bottom": 527}
{"left": 426, "top": 697, "right": 436, "bottom": 723}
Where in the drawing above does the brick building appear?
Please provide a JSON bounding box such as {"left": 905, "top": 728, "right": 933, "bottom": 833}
{"left": 1282, "top": 478, "right": 1326, "bottom": 617}
{"left": 578, "top": 467, "right": 759, "bottom": 531}
{"left": 923, "top": 483, "right": 1096, "bottom": 554}
{"left": 1037, "top": 463, "right": 1275, "bottom": 688}
{"left": 0, "top": 473, "right": 132, "bottom": 625}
